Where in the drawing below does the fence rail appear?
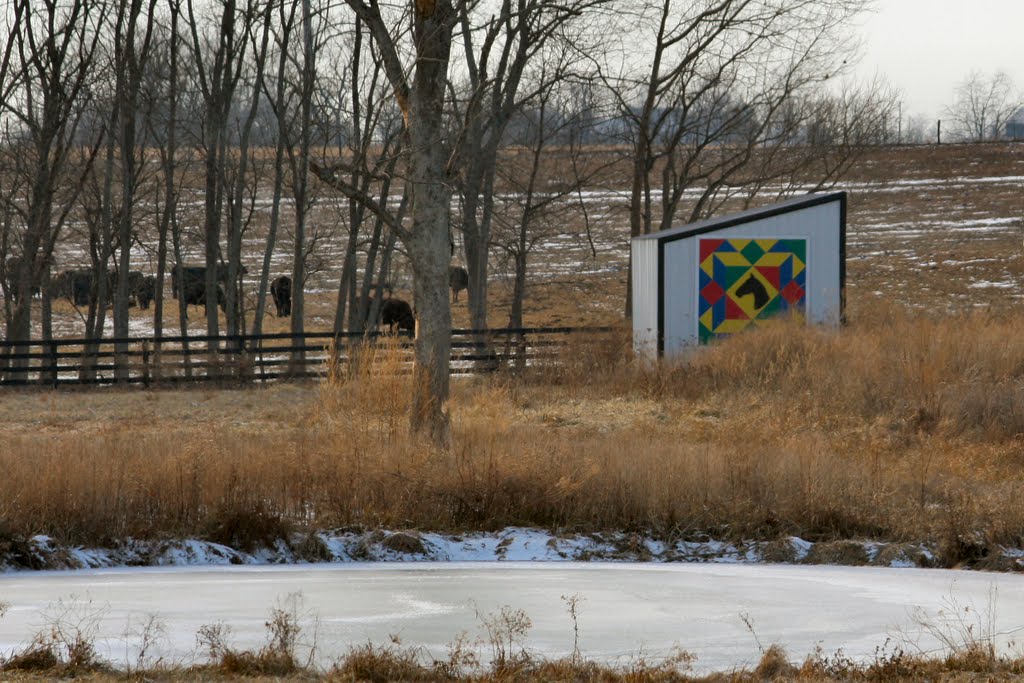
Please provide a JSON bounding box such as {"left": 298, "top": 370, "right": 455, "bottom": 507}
{"left": 0, "top": 326, "right": 615, "bottom": 387}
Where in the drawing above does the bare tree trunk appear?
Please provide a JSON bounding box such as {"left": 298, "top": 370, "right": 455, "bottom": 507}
{"left": 81, "top": 122, "right": 119, "bottom": 382}
{"left": 152, "top": 0, "right": 182, "bottom": 364}
{"left": 171, "top": 215, "right": 191, "bottom": 377}
{"left": 253, "top": 0, "right": 296, "bottom": 347}
{"left": 352, "top": 171, "right": 403, "bottom": 332}
{"left": 406, "top": 2, "right": 455, "bottom": 443}
{"left": 2, "top": 0, "right": 102, "bottom": 379}
{"left": 289, "top": 0, "right": 315, "bottom": 372}
{"left": 188, "top": 0, "right": 248, "bottom": 365}
{"left": 113, "top": 0, "right": 158, "bottom": 382}
{"left": 225, "top": 2, "right": 273, "bottom": 363}
{"left": 40, "top": 265, "right": 53, "bottom": 384}
{"left": 340, "top": 0, "right": 456, "bottom": 444}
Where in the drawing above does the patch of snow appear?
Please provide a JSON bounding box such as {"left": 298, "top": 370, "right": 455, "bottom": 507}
{"left": 969, "top": 280, "right": 1016, "bottom": 289}
{"left": 789, "top": 537, "right": 813, "bottom": 561}
{"left": 2, "top": 528, "right": 1022, "bottom": 575}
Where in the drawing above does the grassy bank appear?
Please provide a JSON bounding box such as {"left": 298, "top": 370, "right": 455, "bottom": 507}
{"left": 1, "top": 594, "right": 1022, "bottom": 681}
{"left": 3, "top": 300, "right": 1024, "bottom": 566}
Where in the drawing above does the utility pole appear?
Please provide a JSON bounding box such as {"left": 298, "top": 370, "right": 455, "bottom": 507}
{"left": 897, "top": 101, "right": 902, "bottom": 144}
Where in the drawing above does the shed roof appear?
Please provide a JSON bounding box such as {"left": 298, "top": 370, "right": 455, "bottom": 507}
{"left": 633, "top": 191, "right": 846, "bottom": 244}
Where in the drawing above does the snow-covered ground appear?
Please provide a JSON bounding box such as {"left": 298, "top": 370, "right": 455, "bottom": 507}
{"left": 1, "top": 561, "right": 1022, "bottom": 674}
{"left": 0, "top": 527, "right": 957, "bottom": 571}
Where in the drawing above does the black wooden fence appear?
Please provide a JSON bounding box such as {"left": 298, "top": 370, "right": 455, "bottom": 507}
{"left": 0, "top": 326, "right": 615, "bottom": 387}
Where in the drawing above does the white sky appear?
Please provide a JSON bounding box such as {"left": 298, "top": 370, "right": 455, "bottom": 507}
{"left": 855, "top": 0, "right": 1024, "bottom": 121}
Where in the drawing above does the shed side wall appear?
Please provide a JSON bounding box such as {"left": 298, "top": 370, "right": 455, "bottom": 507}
{"left": 631, "top": 237, "right": 659, "bottom": 360}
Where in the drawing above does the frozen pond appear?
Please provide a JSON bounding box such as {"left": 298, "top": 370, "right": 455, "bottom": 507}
{"left": 1, "top": 562, "right": 1021, "bottom": 673}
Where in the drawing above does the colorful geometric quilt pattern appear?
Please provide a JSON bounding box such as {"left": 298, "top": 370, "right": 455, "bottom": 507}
{"left": 698, "top": 238, "right": 807, "bottom": 343}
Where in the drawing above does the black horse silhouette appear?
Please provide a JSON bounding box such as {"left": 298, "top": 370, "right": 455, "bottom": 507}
{"left": 735, "top": 274, "right": 770, "bottom": 309}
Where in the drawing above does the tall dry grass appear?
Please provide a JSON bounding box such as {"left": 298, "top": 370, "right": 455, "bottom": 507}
{"left": 3, "top": 305, "right": 1024, "bottom": 564}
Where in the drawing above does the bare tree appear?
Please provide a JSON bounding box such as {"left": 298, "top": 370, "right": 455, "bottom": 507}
{"left": 186, "top": 0, "right": 256, "bottom": 354}
{"left": 251, "top": 0, "right": 299, "bottom": 342}
{"left": 222, "top": 0, "right": 277, "bottom": 351}
{"left": 321, "top": 14, "right": 406, "bottom": 336}
{"left": 945, "top": 71, "right": 1024, "bottom": 142}
{"left": 329, "top": 0, "right": 457, "bottom": 445}
{"left": 449, "top": 0, "right": 608, "bottom": 344}
{"left": 601, "top": 0, "right": 875, "bottom": 315}
{"left": 0, "top": 0, "right": 105, "bottom": 376}
{"left": 145, "top": 1, "right": 186, "bottom": 347}
{"left": 287, "top": 0, "right": 316, "bottom": 369}
{"left": 904, "top": 113, "right": 931, "bottom": 144}
{"left": 493, "top": 66, "right": 612, "bottom": 334}
{"left": 112, "top": 0, "right": 159, "bottom": 380}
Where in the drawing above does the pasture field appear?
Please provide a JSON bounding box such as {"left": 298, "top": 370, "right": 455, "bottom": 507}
{"left": 20, "top": 141, "right": 1024, "bottom": 340}
{"left": 2, "top": 142, "right": 1024, "bottom": 568}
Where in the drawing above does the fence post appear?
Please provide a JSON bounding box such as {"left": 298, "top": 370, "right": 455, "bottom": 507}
{"left": 153, "top": 337, "right": 162, "bottom": 383}
{"left": 49, "top": 340, "right": 58, "bottom": 388}
{"left": 516, "top": 330, "right": 527, "bottom": 372}
{"left": 142, "top": 339, "right": 151, "bottom": 387}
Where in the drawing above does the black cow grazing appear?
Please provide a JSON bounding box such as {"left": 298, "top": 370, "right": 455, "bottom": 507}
{"left": 170, "top": 263, "right": 247, "bottom": 300}
{"left": 54, "top": 269, "right": 155, "bottom": 309}
{"left": 125, "top": 270, "right": 144, "bottom": 306}
{"left": 53, "top": 269, "right": 114, "bottom": 307}
{"left": 111, "top": 270, "right": 145, "bottom": 307}
{"left": 448, "top": 265, "right": 469, "bottom": 302}
{"left": 270, "top": 275, "right": 291, "bottom": 317}
{"left": 53, "top": 269, "right": 87, "bottom": 306}
{"left": 134, "top": 275, "right": 156, "bottom": 310}
{"left": 201, "top": 285, "right": 227, "bottom": 314}
{"left": 171, "top": 265, "right": 203, "bottom": 299}
{"left": 178, "top": 282, "right": 225, "bottom": 316}
{"left": 180, "top": 280, "right": 225, "bottom": 314}
{"left": 4, "top": 255, "right": 41, "bottom": 301}
{"left": 379, "top": 298, "right": 415, "bottom": 333}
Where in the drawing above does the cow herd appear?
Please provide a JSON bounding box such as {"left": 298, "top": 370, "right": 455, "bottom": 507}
{"left": 3, "top": 260, "right": 474, "bottom": 332}
{"left": 3, "top": 257, "right": 158, "bottom": 310}
{"left": 52, "top": 269, "right": 157, "bottom": 309}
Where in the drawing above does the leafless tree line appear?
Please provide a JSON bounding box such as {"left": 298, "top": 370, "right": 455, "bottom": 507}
{"left": 944, "top": 71, "right": 1024, "bottom": 143}
{"left": 0, "top": 0, "right": 893, "bottom": 441}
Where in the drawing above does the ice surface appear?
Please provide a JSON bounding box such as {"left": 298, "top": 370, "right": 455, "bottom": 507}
{"left": 0, "top": 562, "right": 1019, "bottom": 674}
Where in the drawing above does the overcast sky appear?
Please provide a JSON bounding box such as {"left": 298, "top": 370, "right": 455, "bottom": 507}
{"left": 855, "top": 0, "right": 1024, "bottom": 121}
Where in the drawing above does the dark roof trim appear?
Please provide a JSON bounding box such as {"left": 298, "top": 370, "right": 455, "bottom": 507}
{"left": 635, "top": 191, "right": 847, "bottom": 244}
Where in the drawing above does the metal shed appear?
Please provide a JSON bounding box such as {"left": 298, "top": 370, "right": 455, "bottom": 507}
{"left": 632, "top": 192, "right": 846, "bottom": 359}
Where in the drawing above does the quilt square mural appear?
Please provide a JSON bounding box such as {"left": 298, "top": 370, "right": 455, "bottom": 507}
{"left": 698, "top": 238, "right": 807, "bottom": 343}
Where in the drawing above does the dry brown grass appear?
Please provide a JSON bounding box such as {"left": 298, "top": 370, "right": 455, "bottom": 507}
{"left": 2, "top": 296, "right": 1024, "bottom": 568}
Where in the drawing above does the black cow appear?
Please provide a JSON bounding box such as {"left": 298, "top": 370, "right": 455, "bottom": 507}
{"left": 378, "top": 298, "right": 415, "bottom": 333}
{"left": 53, "top": 269, "right": 114, "bottom": 307}
{"left": 200, "top": 284, "right": 226, "bottom": 314}
{"left": 111, "top": 270, "right": 146, "bottom": 307}
{"left": 4, "top": 256, "right": 41, "bottom": 301}
{"left": 270, "top": 275, "right": 291, "bottom": 317}
{"left": 125, "top": 270, "right": 144, "bottom": 305}
{"left": 134, "top": 275, "right": 156, "bottom": 310}
{"left": 171, "top": 263, "right": 240, "bottom": 315}
{"left": 52, "top": 269, "right": 87, "bottom": 306}
{"left": 170, "top": 263, "right": 247, "bottom": 300}
{"left": 181, "top": 279, "right": 225, "bottom": 313}
{"left": 448, "top": 265, "right": 469, "bottom": 302}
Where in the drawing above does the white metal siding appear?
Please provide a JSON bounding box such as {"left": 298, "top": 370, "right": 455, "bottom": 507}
{"left": 631, "top": 237, "right": 659, "bottom": 359}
